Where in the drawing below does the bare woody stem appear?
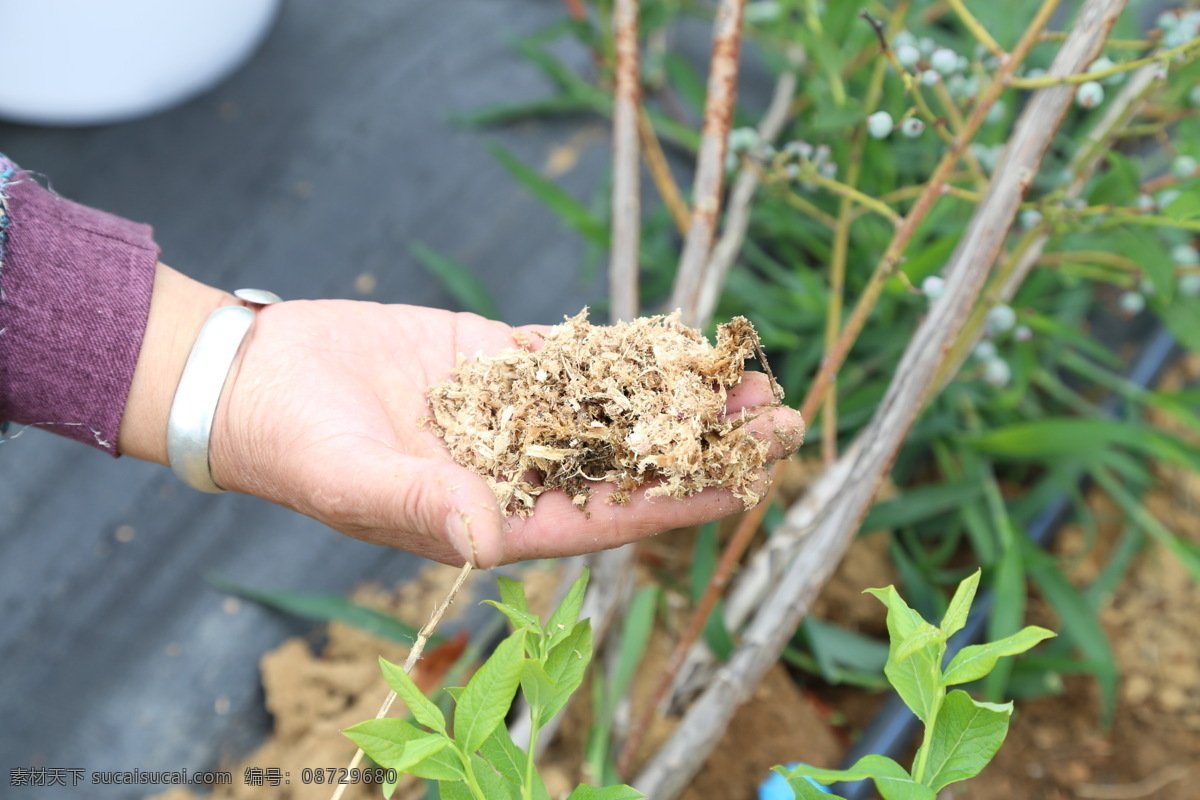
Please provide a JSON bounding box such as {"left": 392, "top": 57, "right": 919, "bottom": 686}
{"left": 798, "top": 0, "right": 1061, "bottom": 424}
{"left": 610, "top": 0, "right": 642, "bottom": 322}
{"left": 669, "top": 0, "right": 748, "bottom": 326}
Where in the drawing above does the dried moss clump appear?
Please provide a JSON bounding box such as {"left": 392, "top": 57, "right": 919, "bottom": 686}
{"left": 426, "top": 310, "right": 787, "bottom": 516}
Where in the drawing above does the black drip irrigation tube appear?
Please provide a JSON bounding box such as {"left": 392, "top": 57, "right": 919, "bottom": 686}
{"left": 830, "top": 325, "right": 1179, "bottom": 800}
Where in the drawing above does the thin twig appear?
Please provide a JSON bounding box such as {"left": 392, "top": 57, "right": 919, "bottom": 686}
{"left": 330, "top": 562, "right": 474, "bottom": 800}
{"left": 669, "top": 0, "right": 749, "bottom": 325}
{"left": 638, "top": 109, "right": 691, "bottom": 235}
{"left": 945, "top": 0, "right": 1006, "bottom": 58}
{"left": 610, "top": 0, "right": 642, "bottom": 322}
{"left": 633, "top": 3, "right": 1127, "bottom": 797}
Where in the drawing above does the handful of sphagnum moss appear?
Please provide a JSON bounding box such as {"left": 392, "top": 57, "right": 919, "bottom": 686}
{"left": 425, "top": 309, "right": 790, "bottom": 516}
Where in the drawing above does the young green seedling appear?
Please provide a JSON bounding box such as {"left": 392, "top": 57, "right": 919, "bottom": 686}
{"left": 343, "top": 569, "right": 646, "bottom": 800}
{"left": 774, "top": 570, "right": 1054, "bottom": 799}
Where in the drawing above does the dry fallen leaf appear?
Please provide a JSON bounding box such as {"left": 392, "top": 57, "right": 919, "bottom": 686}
{"left": 426, "top": 309, "right": 791, "bottom": 516}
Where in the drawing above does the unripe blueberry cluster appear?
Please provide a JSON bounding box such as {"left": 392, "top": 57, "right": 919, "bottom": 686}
{"left": 776, "top": 139, "right": 836, "bottom": 190}
{"left": 725, "top": 127, "right": 760, "bottom": 172}
{"left": 1160, "top": 9, "right": 1200, "bottom": 49}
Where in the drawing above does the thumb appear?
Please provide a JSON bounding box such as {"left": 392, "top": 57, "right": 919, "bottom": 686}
{"left": 340, "top": 444, "right": 507, "bottom": 568}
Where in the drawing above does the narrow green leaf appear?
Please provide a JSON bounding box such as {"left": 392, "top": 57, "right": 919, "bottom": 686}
{"left": 455, "top": 630, "right": 527, "bottom": 752}
{"left": 609, "top": 588, "right": 658, "bottom": 709}
{"left": 923, "top": 690, "right": 1013, "bottom": 791}
{"left": 542, "top": 619, "right": 594, "bottom": 724}
{"left": 1023, "top": 541, "right": 1119, "bottom": 722}
{"left": 968, "top": 419, "right": 1200, "bottom": 473}
{"left": 564, "top": 785, "right": 646, "bottom": 800}
{"left": 208, "top": 576, "right": 426, "bottom": 645}
{"left": 861, "top": 482, "right": 984, "bottom": 532}
{"left": 1093, "top": 468, "right": 1200, "bottom": 583}
{"left": 545, "top": 567, "right": 590, "bottom": 649}
{"left": 488, "top": 143, "right": 607, "bottom": 247}
{"left": 343, "top": 719, "right": 463, "bottom": 781}
{"left": 940, "top": 570, "right": 981, "bottom": 639}
{"left": 379, "top": 657, "right": 446, "bottom": 733}
{"left": 393, "top": 734, "right": 451, "bottom": 774}
{"left": 410, "top": 243, "right": 500, "bottom": 320}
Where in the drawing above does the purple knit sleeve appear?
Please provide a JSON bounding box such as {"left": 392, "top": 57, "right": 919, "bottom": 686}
{"left": 0, "top": 155, "right": 160, "bottom": 455}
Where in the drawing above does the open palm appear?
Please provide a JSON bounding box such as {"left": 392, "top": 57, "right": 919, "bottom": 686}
{"left": 210, "top": 300, "right": 804, "bottom": 568}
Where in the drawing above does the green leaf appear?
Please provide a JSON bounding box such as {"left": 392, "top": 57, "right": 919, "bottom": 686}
{"left": 564, "top": 785, "right": 646, "bottom": 800}
{"left": 969, "top": 418, "right": 1200, "bottom": 473}
{"left": 541, "top": 619, "right": 593, "bottom": 724}
{"left": 469, "top": 752, "right": 519, "bottom": 800}
{"left": 343, "top": 719, "right": 463, "bottom": 781}
{"left": 379, "top": 657, "right": 447, "bottom": 733}
{"left": 896, "top": 622, "right": 947, "bottom": 663}
{"left": 455, "top": 629, "right": 527, "bottom": 752}
{"left": 1092, "top": 468, "right": 1200, "bottom": 584}
{"left": 488, "top": 143, "right": 607, "bottom": 247}
{"left": 861, "top": 482, "right": 984, "bottom": 532}
{"left": 208, "top": 576, "right": 426, "bottom": 645}
{"left": 775, "top": 768, "right": 846, "bottom": 800}
{"left": 482, "top": 601, "right": 542, "bottom": 635}
{"left": 497, "top": 576, "right": 530, "bottom": 613}
{"left": 942, "top": 627, "right": 1057, "bottom": 686}
{"left": 520, "top": 659, "right": 556, "bottom": 712}
{"left": 438, "top": 780, "right": 474, "bottom": 800}
{"left": 393, "top": 734, "right": 451, "bottom": 774}
{"left": 609, "top": 587, "right": 658, "bottom": 711}
{"left": 410, "top": 243, "right": 500, "bottom": 320}
{"left": 923, "top": 691, "right": 1013, "bottom": 791}
{"left": 1023, "top": 542, "right": 1119, "bottom": 722}
{"left": 865, "top": 587, "right": 944, "bottom": 724}
{"left": 783, "top": 755, "right": 935, "bottom": 800}
{"left": 940, "top": 570, "right": 981, "bottom": 639}
{"left": 479, "top": 725, "right": 551, "bottom": 800}
{"left": 545, "top": 568, "right": 590, "bottom": 649}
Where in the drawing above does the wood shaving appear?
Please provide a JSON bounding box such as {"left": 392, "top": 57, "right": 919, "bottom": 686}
{"left": 426, "top": 309, "right": 788, "bottom": 516}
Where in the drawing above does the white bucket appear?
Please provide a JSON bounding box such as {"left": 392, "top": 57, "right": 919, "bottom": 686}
{"left": 0, "top": 0, "right": 282, "bottom": 126}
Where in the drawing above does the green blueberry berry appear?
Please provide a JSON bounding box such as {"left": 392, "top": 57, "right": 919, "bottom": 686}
{"left": 984, "top": 357, "right": 1011, "bottom": 387}
{"left": 1172, "top": 243, "right": 1200, "bottom": 266}
{"left": 901, "top": 117, "right": 925, "bottom": 138}
{"left": 867, "top": 111, "right": 894, "bottom": 139}
{"left": 1076, "top": 81, "right": 1104, "bottom": 109}
{"left": 986, "top": 304, "right": 1017, "bottom": 335}
{"left": 1118, "top": 291, "right": 1145, "bottom": 315}
{"left": 922, "top": 275, "right": 945, "bottom": 299}
{"left": 1172, "top": 155, "right": 1197, "bottom": 179}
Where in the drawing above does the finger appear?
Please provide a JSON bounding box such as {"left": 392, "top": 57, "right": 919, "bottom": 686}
{"left": 725, "top": 371, "right": 778, "bottom": 415}
{"left": 746, "top": 404, "right": 806, "bottom": 461}
{"left": 501, "top": 479, "right": 759, "bottom": 562}
{"left": 317, "top": 441, "right": 508, "bottom": 569}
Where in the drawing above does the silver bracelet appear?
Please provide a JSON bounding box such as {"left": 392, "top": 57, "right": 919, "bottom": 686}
{"left": 167, "top": 289, "right": 282, "bottom": 492}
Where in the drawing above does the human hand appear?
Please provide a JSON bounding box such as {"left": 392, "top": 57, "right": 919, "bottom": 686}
{"left": 121, "top": 267, "right": 804, "bottom": 568}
